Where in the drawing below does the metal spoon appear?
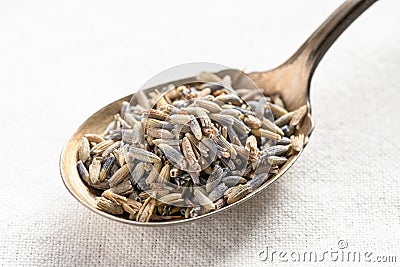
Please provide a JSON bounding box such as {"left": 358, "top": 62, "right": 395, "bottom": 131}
{"left": 60, "top": 0, "right": 378, "bottom": 226}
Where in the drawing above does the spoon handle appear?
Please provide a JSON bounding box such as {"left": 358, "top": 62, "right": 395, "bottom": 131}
{"left": 288, "top": 0, "right": 378, "bottom": 76}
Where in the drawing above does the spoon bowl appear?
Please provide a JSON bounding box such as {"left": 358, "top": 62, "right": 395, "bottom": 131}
{"left": 60, "top": 0, "right": 377, "bottom": 226}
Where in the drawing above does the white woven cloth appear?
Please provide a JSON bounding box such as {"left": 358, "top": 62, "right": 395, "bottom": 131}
{"left": 1, "top": 0, "right": 399, "bottom": 266}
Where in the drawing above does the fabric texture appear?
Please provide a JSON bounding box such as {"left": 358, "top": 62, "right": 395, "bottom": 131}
{"left": 0, "top": 1, "right": 399, "bottom": 266}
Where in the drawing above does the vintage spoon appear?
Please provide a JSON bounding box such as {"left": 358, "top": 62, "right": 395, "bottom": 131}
{"left": 60, "top": 0, "right": 378, "bottom": 226}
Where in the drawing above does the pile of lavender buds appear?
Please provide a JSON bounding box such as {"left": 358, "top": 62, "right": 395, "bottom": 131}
{"left": 76, "top": 71, "right": 308, "bottom": 222}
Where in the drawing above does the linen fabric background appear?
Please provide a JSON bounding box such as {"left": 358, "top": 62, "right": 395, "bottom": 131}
{"left": 0, "top": 1, "right": 399, "bottom": 266}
